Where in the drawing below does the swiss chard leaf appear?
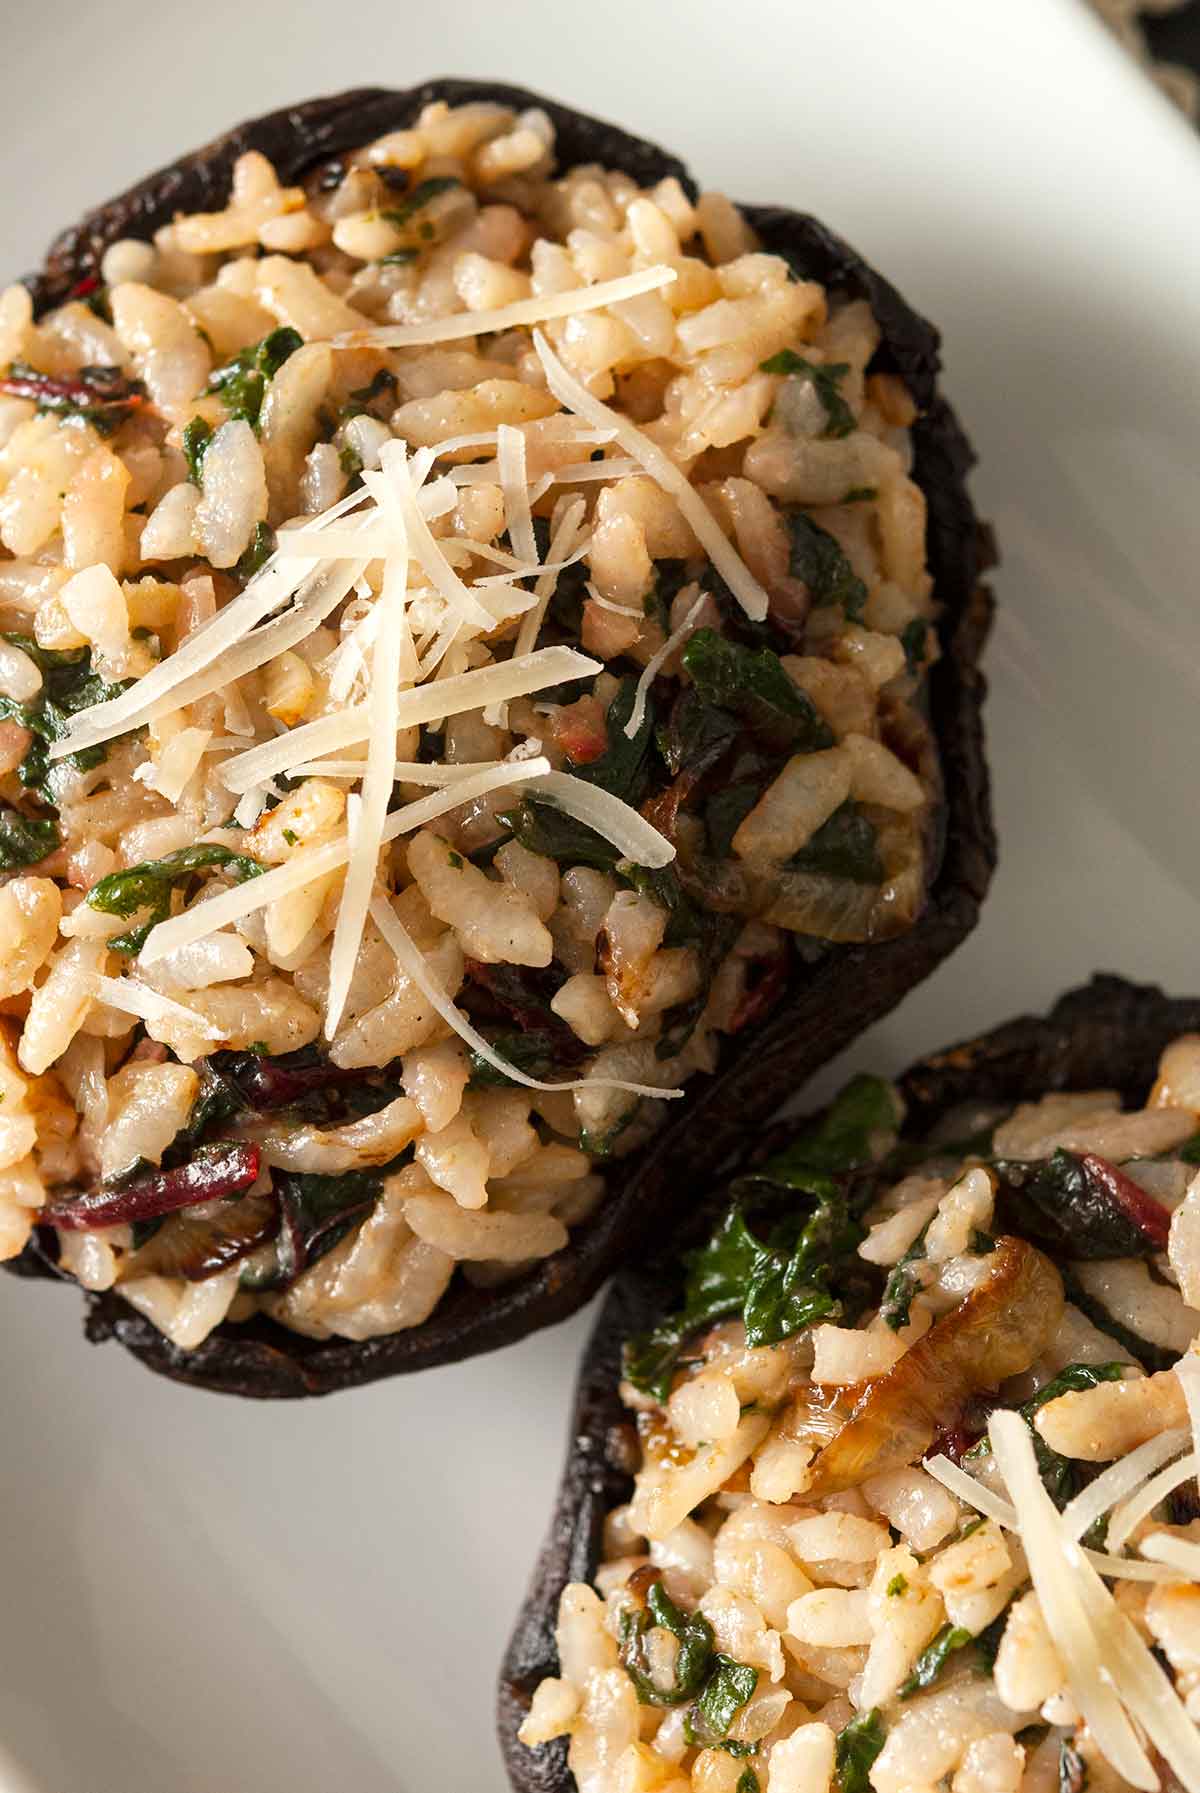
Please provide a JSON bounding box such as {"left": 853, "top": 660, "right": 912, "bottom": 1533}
{"left": 682, "top": 628, "right": 833, "bottom": 757}
{"left": 206, "top": 327, "right": 303, "bottom": 429}
{"left": 657, "top": 686, "right": 740, "bottom": 781}
{"left": 788, "top": 513, "right": 868, "bottom": 619}
{"left": 85, "top": 843, "right": 264, "bottom": 955}
{"left": 381, "top": 175, "right": 462, "bottom": 235}
{"left": 619, "top": 1582, "right": 714, "bottom": 1707}
{"left": 0, "top": 804, "right": 58, "bottom": 869}
{"left": 880, "top": 1218, "right": 931, "bottom": 1332}
{"left": 0, "top": 361, "right": 144, "bottom": 436}
{"left": 574, "top": 676, "right": 655, "bottom": 804}
{"left": 235, "top": 522, "right": 275, "bottom": 581}
{"left": 0, "top": 640, "right": 131, "bottom": 808}
{"left": 994, "top": 1149, "right": 1171, "bottom": 1259}
{"left": 898, "top": 1623, "right": 973, "bottom": 1697}
{"left": 268, "top": 1159, "right": 398, "bottom": 1287}
{"left": 834, "top": 1711, "right": 885, "bottom": 1793}
{"left": 790, "top": 802, "right": 883, "bottom": 885}
{"left": 965, "top": 1362, "right": 1127, "bottom": 1505}
{"left": 736, "top": 1772, "right": 760, "bottom": 1793}
{"left": 704, "top": 780, "right": 761, "bottom": 859}
{"left": 498, "top": 796, "right": 620, "bottom": 872}
{"left": 466, "top": 1027, "right": 586, "bottom": 1088}
{"left": 182, "top": 416, "right": 213, "bottom": 484}
{"left": 683, "top": 1655, "right": 759, "bottom": 1748}
{"left": 761, "top": 349, "right": 855, "bottom": 438}
{"left": 624, "top": 1195, "right": 848, "bottom": 1399}
{"left": 761, "top": 1073, "right": 900, "bottom": 1179}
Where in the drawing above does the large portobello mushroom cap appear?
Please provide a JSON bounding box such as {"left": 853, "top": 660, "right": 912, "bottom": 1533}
{"left": 6, "top": 80, "right": 994, "bottom": 1394}
{"left": 498, "top": 973, "right": 1200, "bottom": 1790}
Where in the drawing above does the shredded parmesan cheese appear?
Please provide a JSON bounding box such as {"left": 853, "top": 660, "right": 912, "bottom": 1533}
{"left": 140, "top": 758, "right": 554, "bottom": 964}
{"left": 367, "top": 893, "right": 682, "bottom": 1100}
{"left": 94, "top": 975, "right": 222, "bottom": 1042}
{"left": 625, "top": 589, "right": 708, "bottom": 739}
{"left": 532, "top": 328, "right": 770, "bottom": 623}
{"left": 331, "top": 265, "right": 677, "bottom": 350}
{"left": 219, "top": 646, "right": 599, "bottom": 794}
{"left": 1108, "top": 1452, "right": 1199, "bottom": 1556}
{"left": 497, "top": 423, "right": 537, "bottom": 568}
{"left": 534, "top": 772, "right": 675, "bottom": 868}
{"left": 1062, "top": 1428, "right": 1192, "bottom": 1543}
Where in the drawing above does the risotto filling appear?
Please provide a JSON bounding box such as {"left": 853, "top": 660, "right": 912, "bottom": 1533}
{"left": 520, "top": 1037, "right": 1200, "bottom": 1793}
{"left": 0, "top": 98, "right": 936, "bottom": 1347}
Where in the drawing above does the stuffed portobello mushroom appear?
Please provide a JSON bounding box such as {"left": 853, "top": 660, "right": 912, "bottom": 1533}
{"left": 501, "top": 976, "right": 1200, "bottom": 1793}
{"left": 0, "top": 81, "right": 992, "bottom": 1393}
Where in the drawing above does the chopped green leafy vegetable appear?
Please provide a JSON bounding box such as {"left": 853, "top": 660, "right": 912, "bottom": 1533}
{"left": 0, "top": 640, "right": 131, "bottom": 808}
{"left": 498, "top": 796, "right": 619, "bottom": 872}
{"left": 657, "top": 684, "right": 740, "bottom": 782}
{"left": 0, "top": 361, "right": 144, "bottom": 436}
{"left": 974, "top": 1601, "right": 1013, "bottom": 1673}
{"left": 619, "top": 1582, "right": 714, "bottom": 1707}
{"left": 682, "top": 628, "right": 834, "bottom": 757}
{"left": 835, "top": 1710, "right": 885, "bottom": 1793}
{"left": 573, "top": 676, "right": 655, "bottom": 804}
{"left": 205, "top": 327, "right": 303, "bottom": 429}
{"left": 900, "top": 617, "right": 928, "bottom": 673}
{"left": 761, "top": 349, "right": 855, "bottom": 438}
{"left": 267, "top": 1158, "right": 398, "bottom": 1286}
{"left": 762, "top": 1073, "right": 900, "bottom": 1179}
{"left": 382, "top": 175, "right": 462, "bottom": 234}
{"left": 899, "top": 1623, "right": 973, "bottom": 1697}
{"left": 341, "top": 369, "right": 398, "bottom": 418}
{"left": 466, "top": 1027, "right": 584, "bottom": 1088}
{"left": 85, "top": 842, "right": 264, "bottom": 955}
{"left": 880, "top": 1218, "right": 931, "bottom": 1331}
{"left": 182, "top": 416, "right": 213, "bottom": 485}
{"left": 965, "top": 1362, "right": 1127, "bottom": 1505}
{"left": 0, "top": 804, "right": 58, "bottom": 869}
{"left": 788, "top": 513, "right": 868, "bottom": 620}
{"left": 684, "top": 1654, "right": 759, "bottom": 1749}
{"left": 994, "top": 1148, "right": 1170, "bottom": 1259}
{"left": 790, "top": 802, "right": 883, "bottom": 885}
{"left": 704, "top": 781, "right": 761, "bottom": 859}
{"left": 625, "top": 1191, "right": 852, "bottom": 1400}
{"left": 235, "top": 522, "right": 275, "bottom": 581}
{"left": 736, "top": 1771, "right": 760, "bottom": 1793}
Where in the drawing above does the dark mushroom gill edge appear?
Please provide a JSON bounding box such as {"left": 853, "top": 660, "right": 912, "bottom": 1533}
{"left": 497, "top": 973, "right": 1200, "bottom": 1791}
{"left": 4, "top": 79, "right": 994, "bottom": 1393}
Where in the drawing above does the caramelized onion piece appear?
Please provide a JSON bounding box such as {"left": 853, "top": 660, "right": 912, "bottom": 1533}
{"left": 805, "top": 1236, "right": 1064, "bottom": 1493}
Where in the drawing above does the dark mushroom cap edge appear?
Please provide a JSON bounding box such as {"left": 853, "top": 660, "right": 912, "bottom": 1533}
{"left": 5, "top": 79, "right": 995, "bottom": 1393}
{"left": 498, "top": 972, "right": 1200, "bottom": 1791}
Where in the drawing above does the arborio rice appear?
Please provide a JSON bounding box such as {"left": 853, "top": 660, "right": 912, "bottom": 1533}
{"left": 520, "top": 1037, "right": 1200, "bottom": 1792}
{"left": 0, "top": 98, "right": 938, "bottom": 1349}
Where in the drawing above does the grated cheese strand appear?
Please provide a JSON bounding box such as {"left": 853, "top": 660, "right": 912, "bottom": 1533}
{"left": 532, "top": 327, "right": 769, "bottom": 623}
{"left": 1108, "top": 1452, "right": 1199, "bottom": 1556}
{"left": 139, "top": 759, "right": 554, "bottom": 965}
{"left": 988, "top": 1410, "right": 1158, "bottom": 1791}
{"left": 1142, "top": 1533, "right": 1200, "bottom": 1579}
{"left": 331, "top": 265, "right": 677, "bottom": 350}
{"left": 625, "top": 589, "right": 708, "bottom": 739}
{"left": 219, "top": 646, "right": 599, "bottom": 794}
{"left": 367, "top": 893, "right": 683, "bottom": 1100}
{"left": 535, "top": 771, "right": 675, "bottom": 869}
{"left": 94, "top": 975, "right": 222, "bottom": 1042}
{"left": 324, "top": 451, "right": 411, "bottom": 1041}
{"left": 514, "top": 498, "right": 587, "bottom": 660}
{"left": 497, "top": 423, "right": 537, "bottom": 569}
{"left": 1062, "top": 1427, "right": 1192, "bottom": 1543}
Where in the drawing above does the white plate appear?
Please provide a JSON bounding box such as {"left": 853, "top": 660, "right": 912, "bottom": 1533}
{"left": 3, "top": 3, "right": 1200, "bottom": 1787}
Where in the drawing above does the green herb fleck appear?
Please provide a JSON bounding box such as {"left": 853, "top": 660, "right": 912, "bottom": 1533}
{"left": 886, "top": 1573, "right": 908, "bottom": 1598}
{"left": 761, "top": 349, "right": 856, "bottom": 438}
{"left": 86, "top": 843, "right": 264, "bottom": 955}
{"left": 282, "top": 829, "right": 298, "bottom": 847}
{"left": 899, "top": 1624, "right": 974, "bottom": 1697}
{"left": 788, "top": 513, "right": 868, "bottom": 620}
{"left": 235, "top": 522, "right": 275, "bottom": 581}
{"left": 736, "top": 1772, "right": 761, "bottom": 1793}
{"left": 880, "top": 1218, "right": 931, "bottom": 1331}
{"left": 205, "top": 327, "right": 303, "bottom": 429}
{"left": 900, "top": 617, "right": 928, "bottom": 673}
{"left": 381, "top": 176, "right": 461, "bottom": 233}
{"left": 0, "top": 805, "right": 59, "bottom": 869}
{"left": 447, "top": 850, "right": 463, "bottom": 869}
{"left": 619, "top": 1582, "right": 713, "bottom": 1707}
{"left": 683, "top": 1654, "right": 759, "bottom": 1748}
{"left": 183, "top": 417, "right": 213, "bottom": 485}
{"left": 842, "top": 485, "right": 878, "bottom": 503}
{"left": 835, "top": 1710, "right": 885, "bottom": 1793}
{"left": 681, "top": 628, "right": 833, "bottom": 756}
